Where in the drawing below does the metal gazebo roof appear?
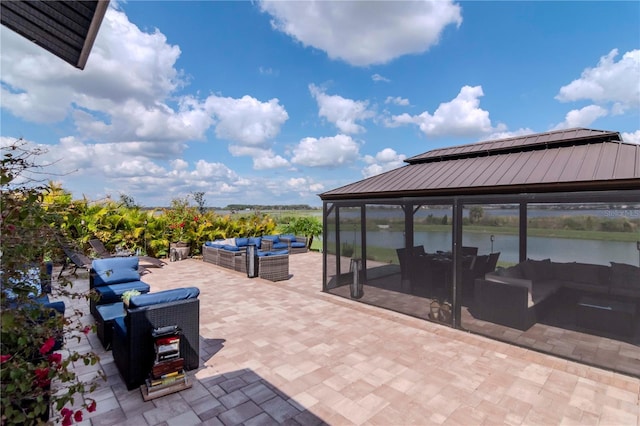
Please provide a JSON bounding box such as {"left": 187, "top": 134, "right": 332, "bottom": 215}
{"left": 320, "top": 128, "right": 640, "bottom": 200}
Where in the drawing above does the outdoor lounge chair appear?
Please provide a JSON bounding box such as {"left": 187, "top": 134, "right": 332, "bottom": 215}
{"left": 58, "top": 244, "right": 93, "bottom": 279}
{"left": 89, "top": 238, "right": 165, "bottom": 268}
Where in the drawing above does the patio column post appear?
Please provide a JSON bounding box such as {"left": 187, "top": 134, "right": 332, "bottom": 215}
{"left": 452, "top": 198, "right": 463, "bottom": 328}
{"left": 404, "top": 202, "right": 414, "bottom": 249}
{"left": 519, "top": 201, "right": 527, "bottom": 263}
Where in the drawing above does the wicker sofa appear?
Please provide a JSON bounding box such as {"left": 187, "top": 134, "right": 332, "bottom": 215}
{"left": 112, "top": 287, "right": 200, "bottom": 390}
{"left": 473, "top": 258, "right": 640, "bottom": 330}
{"left": 262, "top": 235, "right": 308, "bottom": 254}
{"left": 202, "top": 238, "right": 290, "bottom": 281}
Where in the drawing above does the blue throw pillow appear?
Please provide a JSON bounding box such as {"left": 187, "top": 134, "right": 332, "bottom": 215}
{"left": 248, "top": 236, "right": 262, "bottom": 249}
{"left": 92, "top": 257, "right": 140, "bottom": 286}
{"left": 235, "top": 237, "right": 249, "bottom": 247}
{"left": 281, "top": 235, "right": 296, "bottom": 242}
{"left": 129, "top": 287, "right": 200, "bottom": 308}
{"left": 263, "top": 235, "right": 280, "bottom": 244}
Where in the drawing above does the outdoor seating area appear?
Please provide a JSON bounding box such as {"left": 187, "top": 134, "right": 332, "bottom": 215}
{"left": 87, "top": 256, "right": 201, "bottom": 391}
{"left": 202, "top": 236, "right": 291, "bottom": 281}
{"left": 54, "top": 252, "right": 638, "bottom": 425}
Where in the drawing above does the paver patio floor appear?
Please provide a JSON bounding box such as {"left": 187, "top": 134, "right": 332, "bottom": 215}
{"left": 63, "top": 252, "right": 639, "bottom": 425}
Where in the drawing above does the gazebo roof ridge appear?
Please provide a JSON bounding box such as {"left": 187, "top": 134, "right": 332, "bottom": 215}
{"left": 406, "top": 128, "right": 623, "bottom": 165}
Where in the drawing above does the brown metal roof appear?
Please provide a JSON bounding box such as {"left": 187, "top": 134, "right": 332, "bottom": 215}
{"left": 320, "top": 128, "right": 640, "bottom": 200}
{"left": 1, "top": 0, "right": 109, "bottom": 70}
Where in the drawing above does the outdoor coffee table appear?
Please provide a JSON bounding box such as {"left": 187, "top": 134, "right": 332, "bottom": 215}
{"left": 576, "top": 295, "right": 636, "bottom": 337}
{"left": 95, "top": 302, "right": 126, "bottom": 349}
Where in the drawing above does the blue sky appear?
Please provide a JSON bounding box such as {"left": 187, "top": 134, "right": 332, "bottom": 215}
{"left": 1, "top": 1, "right": 639, "bottom": 208}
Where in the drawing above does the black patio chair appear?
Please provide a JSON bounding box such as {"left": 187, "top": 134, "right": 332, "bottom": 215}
{"left": 58, "top": 244, "right": 93, "bottom": 279}
{"left": 89, "top": 238, "right": 165, "bottom": 268}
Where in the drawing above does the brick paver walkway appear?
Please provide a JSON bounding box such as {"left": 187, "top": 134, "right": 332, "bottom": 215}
{"left": 63, "top": 252, "right": 639, "bottom": 425}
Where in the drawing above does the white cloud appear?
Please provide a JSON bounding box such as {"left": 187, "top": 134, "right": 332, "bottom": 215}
{"left": 205, "top": 95, "right": 289, "bottom": 146}
{"left": 309, "top": 84, "right": 375, "bottom": 134}
{"left": 259, "top": 0, "right": 462, "bottom": 66}
{"left": 484, "top": 128, "right": 535, "bottom": 141}
{"left": 622, "top": 130, "right": 640, "bottom": 144}
{"left": 386, "top": 85, "right": 504, "bottom": 137}
{"left": 385, "top": 96, "right": 410, "bottom": 106}
{"left": 372, "top": 74, "right": 390, "bottom": 83}
{"left": 285, "top": 177, "right": 325, "bottom": 196}
{"left": 291, "top": 134, "right": 360, "bottom": 167}
{"left": 229, "top": 145, "right": 290, "bottom": 170}
{"left": 1, "top": 8, "right": 186, "bottom": 127}
{"left": 556, "top": 49, "right": 640, "bottom": 113}
{"left": 362, "top": 148, "right": 406, "bottom": 178}
{"left": 551, "top": 105, "right": 608, "bottom": 130}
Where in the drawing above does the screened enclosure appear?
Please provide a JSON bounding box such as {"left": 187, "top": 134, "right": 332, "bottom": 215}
{"left": 320, "top": 129, "right": 640, "bottom": 377}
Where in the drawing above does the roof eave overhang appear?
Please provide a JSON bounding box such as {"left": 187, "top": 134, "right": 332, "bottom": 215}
{"left": 320, "top": 179, "right": 640, "bottom": 202}
{"left": 77, "top": 0, "right": 109, "bottom": 70}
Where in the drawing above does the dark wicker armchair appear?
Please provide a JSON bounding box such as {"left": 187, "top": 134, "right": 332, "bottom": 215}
{"left": 112, "top": 290, "right": 200, "bottom": 390}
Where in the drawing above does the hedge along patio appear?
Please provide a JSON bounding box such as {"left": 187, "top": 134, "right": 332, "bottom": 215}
{"left": 319, "top": 128, "right": 640, "bottom": 377}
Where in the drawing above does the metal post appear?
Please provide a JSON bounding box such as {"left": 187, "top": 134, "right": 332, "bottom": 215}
{"left": 490, "top": 234, "right": 495, "bottom": 253}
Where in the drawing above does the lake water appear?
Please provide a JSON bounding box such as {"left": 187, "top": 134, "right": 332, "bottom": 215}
{"left": 335, "top": 229, "right": 640, "bottom": 267}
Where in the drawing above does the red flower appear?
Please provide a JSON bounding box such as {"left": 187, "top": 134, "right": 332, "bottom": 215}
{"left": 48, "top": 352, "right": 62, "bottom": 365}
{"left": 6, "top": 224, "right": 15, "bottom": 233}
{"left": 82, "top": 325, "right": 91, "bottom": 335}
{"left": 87, "top": 399, "right": 97, "bottom": 413}
{"left": 34, "top": 367, "right": 50, "bottom": 387}
{"left": 194, "top": 216, "right": 199, "bottom": 222}
{"left": 39, "top": 337, "right": 55, "bottom": 355}
{"left": 74, "top": 410, "right": 83, "bottom": 422}
{"left": 0, "top": 354, "right": 11, "bottom": 363}
{"left": 179, "top": 222, "right": 185, "bottom": 228}
{"left": 61, "top": 408, "right": 73, "bottom": 426}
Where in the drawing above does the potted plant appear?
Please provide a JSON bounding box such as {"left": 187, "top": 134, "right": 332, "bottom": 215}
{"left": 121, "top": 290, "right": 141, "bottom": 308}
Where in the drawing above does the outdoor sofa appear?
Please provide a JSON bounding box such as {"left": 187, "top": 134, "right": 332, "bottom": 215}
{"left": 262, "top": 234, "right": 308, "bottom": 254}
{"left": 473, "top": 258, "right": 640, "bottom": 330}
{"left": 112, "top": 287, "right": 200, "bottom": 389}
{"left": 202, "top": 237, "right": 290, "bottom": 281}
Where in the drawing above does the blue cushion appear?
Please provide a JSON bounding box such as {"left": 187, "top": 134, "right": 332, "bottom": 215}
{"left": 223, "top": 245, "right": 240, "bottom": 252}
{"left": 291, "top": 242, "right": 306, "bottom": 248}
{"left": 281, "top": 235, "right": 296, "bottom": 242}
{"left": 113, "top": 316, "right": 127, "bottom": 340}
{"left": 263, "top": 235, "right": 280, "bottom": 243}
{"left": 129, "top": 287, "right": 200, "bottom": 308}
{"left": 272, "top": 242, "right": 288, "bottom": 250}
{"left": 92, "top": 257, "right": 140, "bottom": 286}
{"left": 248, "top": 237, "right": 262, "bottom": 249}
{"left": 43, "top": 300, "right": 66, "bottom": 315}
{"left": 235, "top": 237, "right": 249, "bottom": 247}
{"left": 94, "top": 281, "right": 150, "bottom": 304}
{"left": 258, "top": 250, "right": 288, "bottom": 257}
{"left": 205, "top": 241, "right": 222, "bottom": 247}
{"left": 95, "top": 302, "right": 125, "bottom": 321}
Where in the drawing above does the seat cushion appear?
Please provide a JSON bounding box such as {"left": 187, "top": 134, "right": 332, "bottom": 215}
{"left": 258, "top": 250, "right": 289, "bottom": 257}
{"left": 291, "top": 242, "right": 306, "bottom": 249}
{"left": 94, "top": 281, "right": 150, "bottom": 304}
{"left": 129, "top": 287, "right": 200, "bottom": 308}
{"left": 113, "top": 316, "right": 127, "bottom": 340}
{"left": 272, "top": 242, "right": 288, "bottom": 250}
{"left": 92, "top": 257, "right": 140, "bottom": 286}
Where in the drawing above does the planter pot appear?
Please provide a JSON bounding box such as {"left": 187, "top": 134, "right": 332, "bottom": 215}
{"left": 169, "top": 242, "right": 190, "bottom": 261}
